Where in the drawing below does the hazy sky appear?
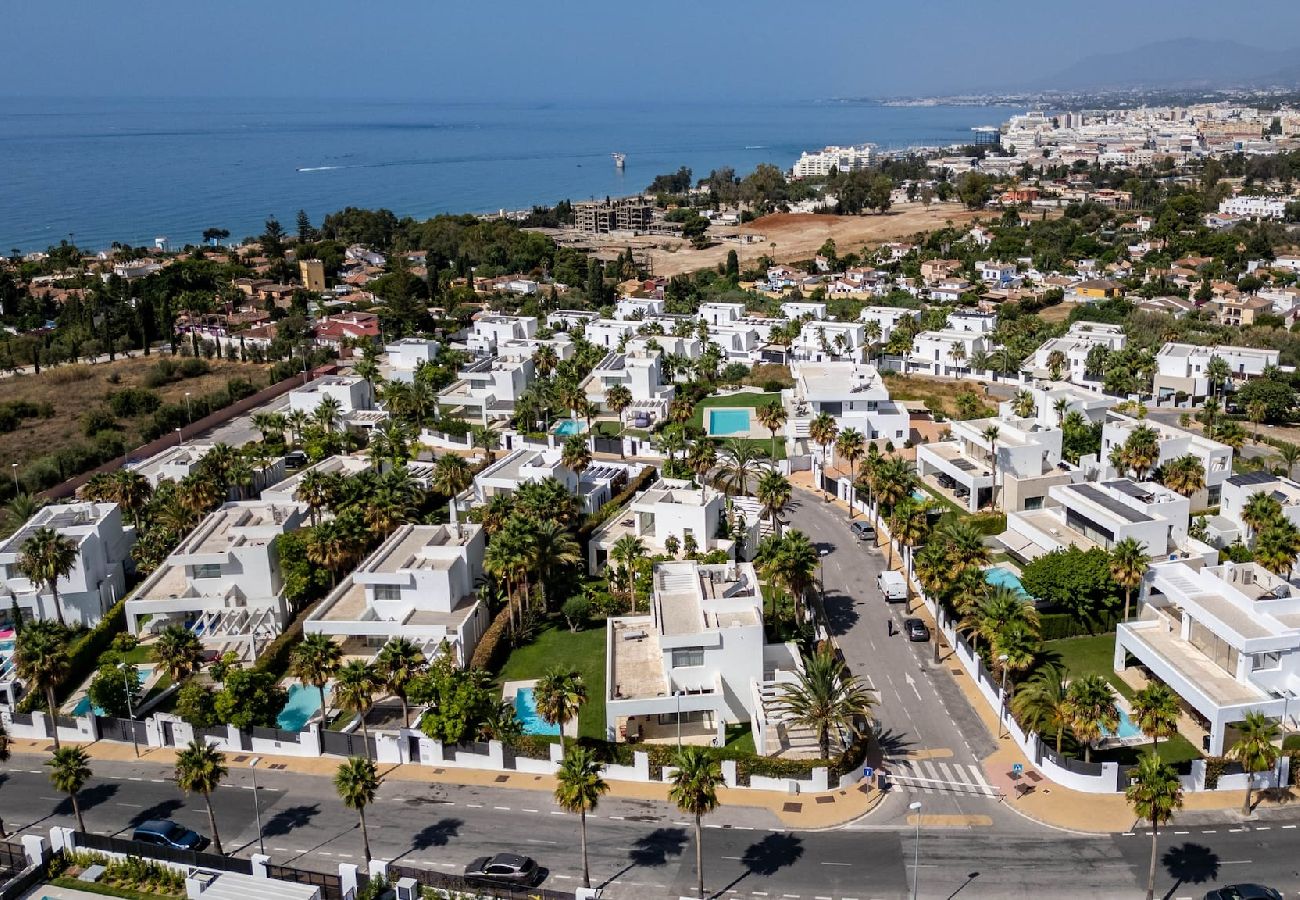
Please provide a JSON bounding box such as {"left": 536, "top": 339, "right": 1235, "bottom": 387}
{"left": 6, "top": 0, "right": 1300, "bottom": 101}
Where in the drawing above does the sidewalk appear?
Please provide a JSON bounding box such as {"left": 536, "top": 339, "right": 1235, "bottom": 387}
{"left": 6, "top": 738, "right": 883, "bottom": 831}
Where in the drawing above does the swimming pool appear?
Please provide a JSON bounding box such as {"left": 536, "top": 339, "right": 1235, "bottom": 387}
{"left": 554, "top": 419, "right": 582, "bottom": 436}
{"left": 72, "top": 666, "right": 153, "bottom": 716}
{"left": 514, "top": 687, "right": 560, "bottom": 736}
{"left": 912, "top": 490, "right": 928, "bottom": 502}
{"left": 985, "top": 566, "right": 1031, "bottom": 598}
{"left": 708, "top": 409, "right": 751, "bottom": 436}
{"left": 1102, "top": 707, "right": 1142, "bottom": 740}
{"left": 278, "top": 682, "right": 331, "bottom": 731}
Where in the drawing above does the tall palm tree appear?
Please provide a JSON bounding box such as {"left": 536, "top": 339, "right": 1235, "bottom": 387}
{"left": 431, "top": 454, "right": 472, "bottom": 498}
{"left": 808, "top": 413, "right": 839, "bottom": 498}
{"left": 376, "top": 638, "right": 427, "bottom": 727}
{"left": 1109, "top": 537, "right": 1148, "bottom": 623}
{"left": 1012, "top": 663, "right": 1071, "bottom": 753}
{"left": 17, "top": 527, "right": 79, "bottom": 627}
{"left": 610, "top": 534, "right": 646, "bottom": 611}
{"left": 307, "top": 519, "right": 362, "bottom": 586}
{"left": 295, "top": 469, "right": 332, "bottom": 527}
{"left": 756, "top": 531, "right": 820, "bottom": 621}
{"left": 1277, "top": 442, "right": 1300, "bottom": 480}
{"left": 870, "top": 456, "right": 915, "bottom": 535}
{"left": 1131, "top": 683, "right": 1180, "bottom": 752}
{"left": 755, "top": 470, "right": 792, "bottom": 538}
{"left": 1227, "top": 710, "right": 1281, "bottom": 816}
{"left": 470, "top": 421, "right": 501, "bottom": 463}
{"left": 1205, "top": 354, "right": 1231, "bottom": 400}
{"left": 554, "top": 745, "right": 609, "bottom": 889}
{"left": 835, "top": 428, "right": 865, "bottom": 520}
{"left": 1254, "top": 521, "right": 1300, "bottom": 577}
{"left": 313, "top": 395, "right": 343, "bottom": 435}
{"left": 153, "top": 624, "right": 204, "bottom": 683}
{"left": 668, "top": 745, "right": 724, "bottom": 900}
{"left": 46, "top": 746, "right": 91, "bottom": 833}
{"left": 529, "top": 520, "right": 582, "bottom": 609}
{"left": 1127, "top": 751, "right": 1184, "bottom": 900}
{"left": 175, "top": 740, "right": 228, "bottom": 854}
{"left": 887, "top": 497, "right": 928, "bottom": 573}
{"left": 1011, "top": 390, "right": 1036, "bottom": 419}
{"left": 335, "top": 661, "right": 378, "bottom": 754}
{"left": 561, "top": 434, "right": 592, "bottom": 478}
{"left": 1242, "top": 491, "right": 1284, "bottom": 540}
{"left": 13, "top": 621, "right": 70, "bottom": 748}
{"left": 755, "top": 400, "right": 788, "bottom": 462}
{"left": 286, "top": 409, "right": 310, "bottom": 447}
{"left": 717, "top": 439, "right": 764, "bottom": 496}
{"left": 605, "top": 384, "right": 632, "bottom": 455}
{"left": 1158, "top": 455, "right": 1205, "bottom": 498}
{"left": 774, "top": 645, "right": 876, "bottom": 759}
{"left": 106, "top": 470, "right": 153, "bottom": 531}
{"left": 534, "top": 668, "right": 586, "bottom": 748}
{"left": 981, "top": 424, "right": 1001, "bottom": 512}
{"left": 290, "top": 633, "right": 342, "bottom": 725}
{"left": 1122, "top": 425, "right": 1161, "bottom": 480}
{"left": 334, "top": 756, "right": 380, "bottom": 863}
{"left": 1063, "top": 675, "right": 1119, "bottom": 763}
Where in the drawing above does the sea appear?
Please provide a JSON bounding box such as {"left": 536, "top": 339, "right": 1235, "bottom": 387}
{"left": 0, "top": 97, "right": 1016, "bottom": 254}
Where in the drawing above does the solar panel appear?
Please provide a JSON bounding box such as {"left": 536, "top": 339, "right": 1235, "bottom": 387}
{"left": 951, "top": 459, "right": 976, "bottom": 472}
{"left": 1226, "top": 470, "right": 1276, "bottom": 488}
{"left": 1070, "top": 483, "right": 1151, "bottom": 523}
{"left": 1105, "top": 480, "right": 1155, "bottom": 501}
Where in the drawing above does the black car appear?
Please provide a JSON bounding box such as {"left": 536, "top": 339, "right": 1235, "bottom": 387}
{"left": 464, "top": 853, "right": 540, "bottom": 886}
{"left": 903, "top": 618, "right": 930, "bottom": 642}
{"left": 1204, "top": 885, "right": 1283, "bottom": 900}
{"left": 132, "top": 819, "right": 208, "bottom": 852}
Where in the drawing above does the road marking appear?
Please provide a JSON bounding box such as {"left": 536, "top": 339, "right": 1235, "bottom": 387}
{"left": 1255, "top": 826, "right": 1271, "bottom": 831}
{"left": 1228, "top": 827, "right": 1245, "bottom": 832}
{"left": 722, "top": 856, "right": 743, "bottom": 860}
{"left": 1221, "top": 860, "right": 1253, "bottom": 865}
{"left": 555, "top": 875, "right": 572, "bottom": 880}
{"left": 820, "top": 862, "right": 851, "bottom": 866}
{"left": 466, "top": 803, "right": 482, "bottom": 808}
{"left": 525, "top": 839, "right": 558, "bottom": 845}
{"left": 523, "top": 808, "right": 539, "bottom": 813}
{"left": 550, "top": 811, "right": 565, "bottom": 816}
{"left": 608, "top": 815, "right": 624, "bottom": 820}
{"left": 128, "top": 777, "right": 143, "bottom": 781}
{"left": 1202, "top": 830, "right": 1216, "bottom": 834}
{"left": 1284, "top": 825, "right": 1297, "bottom": 829}
{"left": 117, "top": 803, "right": 144, "bottom": 808}
{"left": 492, "top": 806, "right": 510, "bottom": 811}
{"left": 1173, "top": 831, "right": 1189, "bottom": 835}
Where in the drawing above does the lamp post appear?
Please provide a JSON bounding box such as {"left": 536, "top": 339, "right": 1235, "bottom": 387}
{"left": 676, "top": 690, "right": 682, "bottom": 749}
{"left": 9, "top": 464, "right": 17, "bottom": 491}
{"left": 117, "top": 662, "right": 139, "bottom": 758}
{"left": 175, "top": 427, "right": 182, "bottom": 447}
{"left": 909, "top": 800, "right": 923, "bottom": 900}
{"left": 997, "top": 654, "right": 1010, "bottom": 739}
{"left": 819, "top": 548, "right": 829, "bottom": 616}
{"left": 249, "top": 756, "right": 265, "bottom": 856}
{"left": 185, "top": 392, "right": 193, "bottom": 423}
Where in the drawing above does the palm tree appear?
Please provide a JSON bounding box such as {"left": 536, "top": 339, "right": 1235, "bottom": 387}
{"left": 470, "top": 421, "right": 500, "bottom": 463}
{"left": 605, "top": 384, "right": 633, "bottom": 456}
{"left": 290, "top": 633, "right": 342, "bottom": 725}
{"left": 1127, "top": 751, "right": 1184, "bottom": 900}
{"left": 106, "top": 470, "right": 153, "bottom": 530}
{"left": 295, "top": 469, "right": 332, "bottom": 527}
{"left": 431, "top": 454, "right": 472, "bottom": 498}
{"left": 1227, "top": 710, "right": 1281, "bottom": 816}
{"left": 756, "top": 530, "right": 820, "bottom": 621}
{"left": 46, "top": 746, "right": 91, "bottom": 833}
{"left": 1011, "top": 390, "right": 1036, "bottom": 418}
{"left": 376, "top": 638, "right": 427, "bottom": 727}
{"left": 334, "top": 756, "right": 380, "bottom": 863}
{"left": 1012, "top": 664, "right": 1071, "bottom": 753}
{"left": 1053, "top": 396, "right": 1070, "bottom": 426}
{"left": 307, "top": 519, "right": 362, "bottom": 586}
{"left": 870, "top": 456, "right": 915, "bottom": 535}
{"left": 1206, "top": 354, "right": 1231, "bottom": 400}
{"left": 835, "top": 428, "right": 865, "bottom": 520}
{"left": 313, "top": 395, "right": 344, "bottom": 435}
{"left": 610, "top": 534, "right": 646, "bottom": 611}
{"left": 334, "top": 661, "right": 378, "bottom": 754}
{"left": 529, "top": 520, "right": 583, "bottom": 609}
{"left": 1277, "top": 442, "right": 1300, "bottom": 480}
{"left": 1254, "top": 521, "right": 1300, "bottom": 577}
{"left": 1158, "top": 455, "right": 1205, "bottom": 498}
{"left": 286, "top": 409, "right": 310, "bottom": 446}
{"left": 533, "top": 344, "right": 559, "bottom": 379}
{"left": 808, "top": 413, "right": 839, "bottom": 499}
{"left": 534, "top": 668, "right": 586, "bottom": 748}
{"left": 715, "top": 439, "right": 763, "bottom": 497}
{"left": 175, "top": 740, "right": 228, "bottom": 854}
{"left": 755, "top": 470, "right": 792, "bottom": 538}
{"left": 1242, "top": 491, "right": 1284, "bottom": 540}
{"left": 554, "top": 745, "right": 609, "bottom": 889}
{"left": 153, "top": 624, "right": 204, "bottom": 683}
{"left": 981, "top": 424, "right": 1001, "bottom": 512}
{"left": 687, "top": 439, "right": 717, "bottom": 487}
{"left": 887, "top": 497, "right": 928, "bottom": 573}
{"left": 561, "top": 434, "right": 592, "bottom": 477}
{"left": 1131, "top": 683, "right": 1180, "bottom": 752}
{"left": 13, "top": 621, "right": 70, "bottom": 748}
{"left": 775, "top": 645, "right": 876, "bottom": 759}
{"left": 668, "top": 745, "right": 724, "bottom": 900}
{"left": 1122, "top": 425, "right": 1161, "bottom": 480}
{"left": 1110, "top": 537, "right": 1148, "bottom": 623}
{"left": 756, "top": 401, "right": 788, "bottom": 461}
{"left": 17, "top": 527, "right": 79, "bottom": 627}
{"left": 1247, "top": 399, "right": 1268, "bottom": 443}
{"left": 1063, "top": 675, "right": 1119, "bottom": 763}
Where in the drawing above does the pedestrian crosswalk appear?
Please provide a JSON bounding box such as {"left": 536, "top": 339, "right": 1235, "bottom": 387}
{"left": 886, "top": 758, "right": 1000, "bottom": 798}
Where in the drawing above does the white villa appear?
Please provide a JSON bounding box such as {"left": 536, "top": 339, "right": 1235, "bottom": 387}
{"left": 125, "top": 501, "right": 310, "bottom": 659}
{"left": 1117, "top": 559, "right": 1300, "bottom": 755}
{"left": 916, "top": 414, "right": 1067, "bottom": 513}
{"left": 383, "top": 338, "right": 440, "bottom": 383}
{"left": 909, "top": 329, "right": 992, "bottom": 377}
{"left": 792, "top": 321, "right": 866, "bottom": 363}
{"left": 859, "top": 307, "right": 917, "bottom": 345}
{"left": 583, "top": 319, "right": 641, "bottom": 351}
{"left": 0, "top": 502, "right": 133, "bottom": 627}
{"left": 288, "top": 376, "right": 383, "bottom": 432}
{"left": 304, "top": 522, "right": 488, "bottom": 665}
{"left": 605, "top": 560, "right": 806, "bottom": 751}
{"left": 467, "top": 315, "right": 537, "bottom": 356}
{"left": 437, "top": 353, "right": 535, "bottom": 425}
{"left": 588, "top": 478, "right": 748, "bottom": 573}
{"left": 473, "top": 447, "right": 647, "bottom": 515}
{"left": 785, "top": 361, "right": 909, "bottom": 450}
{"left": 1153, "top": 343, "right": 1281, "bottom": 403}
{"left": 1028, "top": 322, "right": 1127, "bottom": 384}
{"left": 1215, "top": 471, "right": 1300, "bottom": 549}
{"left": 581, "top": 348, "right": 675, "bottom": 418}
{"left": 1101, "top": 411, "right": 1232, "bottom": 508}
{"left": 260, "top": 455, "right": 374, "bottom": 505}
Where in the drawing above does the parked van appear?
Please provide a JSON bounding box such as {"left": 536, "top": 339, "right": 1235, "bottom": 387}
{"left": 877, "top": 570, "right": 908, "bottom": 603}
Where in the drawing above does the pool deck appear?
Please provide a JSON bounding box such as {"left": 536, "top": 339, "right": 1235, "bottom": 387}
{"left": 501, "top": 679, "right": 576, "bottom": 740}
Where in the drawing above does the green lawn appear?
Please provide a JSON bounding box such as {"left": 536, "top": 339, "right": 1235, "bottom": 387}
{"left": 724, "top": 723, "right": 756, "bottom": 754}
{"left": 498, "top": 622, "right": 607, "bottom": 741}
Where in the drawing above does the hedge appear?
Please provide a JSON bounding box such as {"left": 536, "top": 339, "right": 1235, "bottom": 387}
{"left": 469, "top": 603, "right": 514, "bottom": 671}
{"left": 1204, "top": 756, "right": 1230, "bottom": 790}
{"left": 1038, "top": 611, "right": 1118, "bottom": 642}
{"left": 252, "top": 599, "right": 317, "bottom": 679}
{"left": 577, "top": 465, "right": 659, "bottom": 547}
{"left": 577, "top": 732, "right": 870, "bottom": 785}
{"left": 19, "top": 598, "right": 127, "bottom": 713}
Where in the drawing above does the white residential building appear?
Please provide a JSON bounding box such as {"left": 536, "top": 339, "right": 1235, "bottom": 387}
{"left": 1218, "top": 195, "right": 1289, "bottom": 220}
{"left": 383, "top": 338, "right": 440, "bottom": 383}
{"left": 946, "top": 310, "right": 999, "bottom": 334}
{"left": 780, "top": 301, "right": 828, "bottom": 321}
{"left": 792, "top": 321, "right": 866, "bottom": 363}
{"left": 127, "top": 444, "right": 285, "bottom": 498}
{"left": 304, "top": 522, "right": 488, "bottom": 666}
{"left": 259, "top": 455, "right": 374, "bottom": 505}
{"left": 466, "top": 315, "right": 537, "bottom": 356}
{"left": 791, "top": 144, "right": 874, "bottom": 178}
{"left": 1154, "top": 343, "right": 1281, "bottom": 402}
{"left": 1101, "top": 411, "right": 1232, "bottom": 507}
{"left": 1028, "top": 322, "right": 1127, "bottom": 384}
{"left": 588, "top": 478, "right": 744, "bottom": 573}
{"left": 124, "top": 501, "right": 310, "bottom": 658}
{"left": 699, "top": 302, "right": 747, "bottom": 328}
{"left": 615, "top": 297, "right": 665, "bottom": 320}
{"left": 977, "top": 260, "right": 1019, "bottom": 285}
{"left": 859, "top": 307, "right": 917, "bottom": 345}
{"left": 1116, "top": 559, "right": 1299, "bottom": 755}
{"left": 437, "top": 353, "right": 535, "bottom": 424}
{"left": 0, "top": 502, "right": 132, "bottom": 628}
{"left": 582, "top": 348, "right": 675, "bottom": 412}
{"left": 605, "top": 560, "right": 803, "bottom": 750}
{"left": 1003, "top": 382, "right": 1113, "bottom": 429}
{"left": 584, "top": 319, "right": 641, "bottom": 351}
{"left": 917, "top": 415, "right": 1067, "bottom": 513}
{"left": 785, "top": 361, "right": 909, "bottom": 449}
{"left": 909, "top": 329, "right": 992, "bottom": 377}
{"left": 1216, "top": 471, "right": 1300, "bottom": 549}
{"left": 708, "top": 322, "right": 764, "bottom": 364}
{"left": 288, "top": 376, "right": 377, "bottom": 431}
{"left": 474, "top": 448, "right": 647, "bottom": 515}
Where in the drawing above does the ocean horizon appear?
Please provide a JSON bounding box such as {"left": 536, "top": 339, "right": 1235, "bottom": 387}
{"left": 0, "top": 97, "right": 1015, "bottom": 254}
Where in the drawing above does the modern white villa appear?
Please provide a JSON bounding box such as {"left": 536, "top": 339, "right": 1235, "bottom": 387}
{"left": 473, "top": 447, "right": 647, "bottom": 514}
{"left": 1027, "top": 322, "right": 1127, "bottom": 384}
{"left": 259, "top": 455, "right": 374, "bottom": 505}
{"left": 1116, "top": 559, "right": 1300, "bottom": 755}
{"left": 605, "top": 560, "right": 806, "bottom": 751}
{"left": 1153, "top": 343, "right": 1282, "bottom": 403}
{"left": 791, "top": 321, "right": 866, "bottom": 363}
{"left": 0, "top": 502, "right": 133, "bottom": 627}
{"left": 1101, "top": 411, "right": 1232, "bottom": 508}
{"left": 588, "top": 478, "right": 747, "bottom": 573}
{"left": 466, "top": 315, "right": 537, "bottom": 356}
{"left": 785, "top": 361, "right": 909, "bottom": 451}
{"left": 383, "top": 338, "right": 440, "bottom": 383}
{"left": 1217, "top": 470, "right": 1300, "bottom": 549}
{"left": 288, "top": 375, "right": 384, "bottom": 432}
{"left": 304, "top": 522, "right": 489, "bottom": 665}
{"left": 916, "top": 414, "right": 1068, "bottom": 513}
{"left": 581, "top": 348, "right": 676, "bottom": 416}
{"left": 436, "top": 352, "right": 535, "bottom": 425}
{"left": 125, "top": 501, "right": 310, "bottom": 659}
{"left": 909, "top": 328, "right": 993, "bottom": 377}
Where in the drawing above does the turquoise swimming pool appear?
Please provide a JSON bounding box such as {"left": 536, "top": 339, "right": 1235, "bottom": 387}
{"left": 1102, "top": 707, "right": 1142, "bottom": 740}
{"left": 514, "top": 687, "right": 560, "bottom": 736}
{"left": 278, "top": 682, "right": 330, "bottom": 731}
{"left": 708, "top": 409, "right": 751, "bottom": 436}
{"left": 72, "top": 666, "right": 153, "bottom": 716}
{"left": 985, "top": 566, "right": 1031, "bottom": 598}
{"left": 554, "top": 419, "right": 582, "bottom": 436}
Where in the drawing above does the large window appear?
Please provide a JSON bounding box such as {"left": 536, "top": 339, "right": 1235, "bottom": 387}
{"left": 671, "top": 647, "right": 705, "bottom": 668}
{"left": 192, "top": 564, "right": 222, "bottom": 580}
{"left": 1064, "top": 508, "right": 1116, "bottom": 549}
{"left": 1252, "top": 651, "right": 1282, "bottom": 672}
{"left": 658, "top": 709, "right": 706, "bottom": 725}
{"left": 373, "top": 584, "right": 403, "bottom": 603}
{"left": 1189, "top": 617, "right": 1239, "bottom": 677}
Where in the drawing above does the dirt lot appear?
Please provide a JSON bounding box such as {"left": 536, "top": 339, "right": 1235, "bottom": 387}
{"left": 0, "top": 356, "right": 272, "bottom": 470}
{"left": 545, "top": 202, "right": 986, "bottom": 277}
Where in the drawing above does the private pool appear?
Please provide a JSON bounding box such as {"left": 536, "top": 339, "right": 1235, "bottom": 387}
{"left": 1102, "top": 706, "right": 1142, "bottom": 740}
{"left": 72, "top": 666, "right": 154, "bottom": 717}
{"left": 554, "top": 419, "right": 582, "bottom": 436}
{"left": 708, "top": 409, "right": 752, "bottom": 436}
{"left": 985, "top": 566, "right": 1031, "bottom": 598}
{"left": 514, "top": 686, "right": 560, "bottom": 736}
{"left": 278, "top": 682, "right": 331, "bottom": 731}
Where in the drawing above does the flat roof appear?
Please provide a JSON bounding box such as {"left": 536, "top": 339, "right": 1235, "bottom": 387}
{"left": 1068, "top": 483, "right": 1152, "bottom": 524}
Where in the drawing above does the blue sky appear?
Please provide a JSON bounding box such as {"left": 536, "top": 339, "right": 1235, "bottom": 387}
{"left": 5, "top": 0, "right": 1300, "bottom": 100}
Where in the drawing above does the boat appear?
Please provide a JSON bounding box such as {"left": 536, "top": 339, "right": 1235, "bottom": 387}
{"left": 612, "top": 152, "right": 626, "bottom": 169}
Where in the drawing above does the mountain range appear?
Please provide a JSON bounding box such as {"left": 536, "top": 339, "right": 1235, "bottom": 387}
{"left": 1035, "top": 38, "right": 1300, "bottom": 92}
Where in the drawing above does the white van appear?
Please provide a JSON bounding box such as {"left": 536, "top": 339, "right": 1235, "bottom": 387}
{"left": 877, "top": 570, "right": 908, "bottom": 603}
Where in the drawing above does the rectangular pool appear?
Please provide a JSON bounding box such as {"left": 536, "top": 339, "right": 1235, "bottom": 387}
{"left": 514, "top": 687, "right": 560, "bottom": 736}
{"left": 985, "top": 566, "right": 1031, "bottom": 598}
{"left": 708, "top": 409, "right": 751, "bottom": 436}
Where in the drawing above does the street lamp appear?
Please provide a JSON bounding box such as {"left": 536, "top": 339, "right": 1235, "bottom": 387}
{"left": 9, "top": 463, "right": 17, "bottom": 491}
{"left": 819, "top": 548, "right": 829, "bottom": 613}
{"left": 997, "top": 654, "right": 1010, "bottom": 739}
{"left": 174, "top": 427, "right": 182, "bottom": 447}
{"left": 184, "top": 392, "right": 192, "bottom": 423}
{"left": 249, "top": 756, "right": 265, "bottom": 856}
{"left": 117, "top": 662, "right": 139, "bottom": 758}
{"left": 909, "top": 801, "right": 923, "bottom": 900}
{"left": 676, "top": 690, "right": 682, "bottom": 749}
